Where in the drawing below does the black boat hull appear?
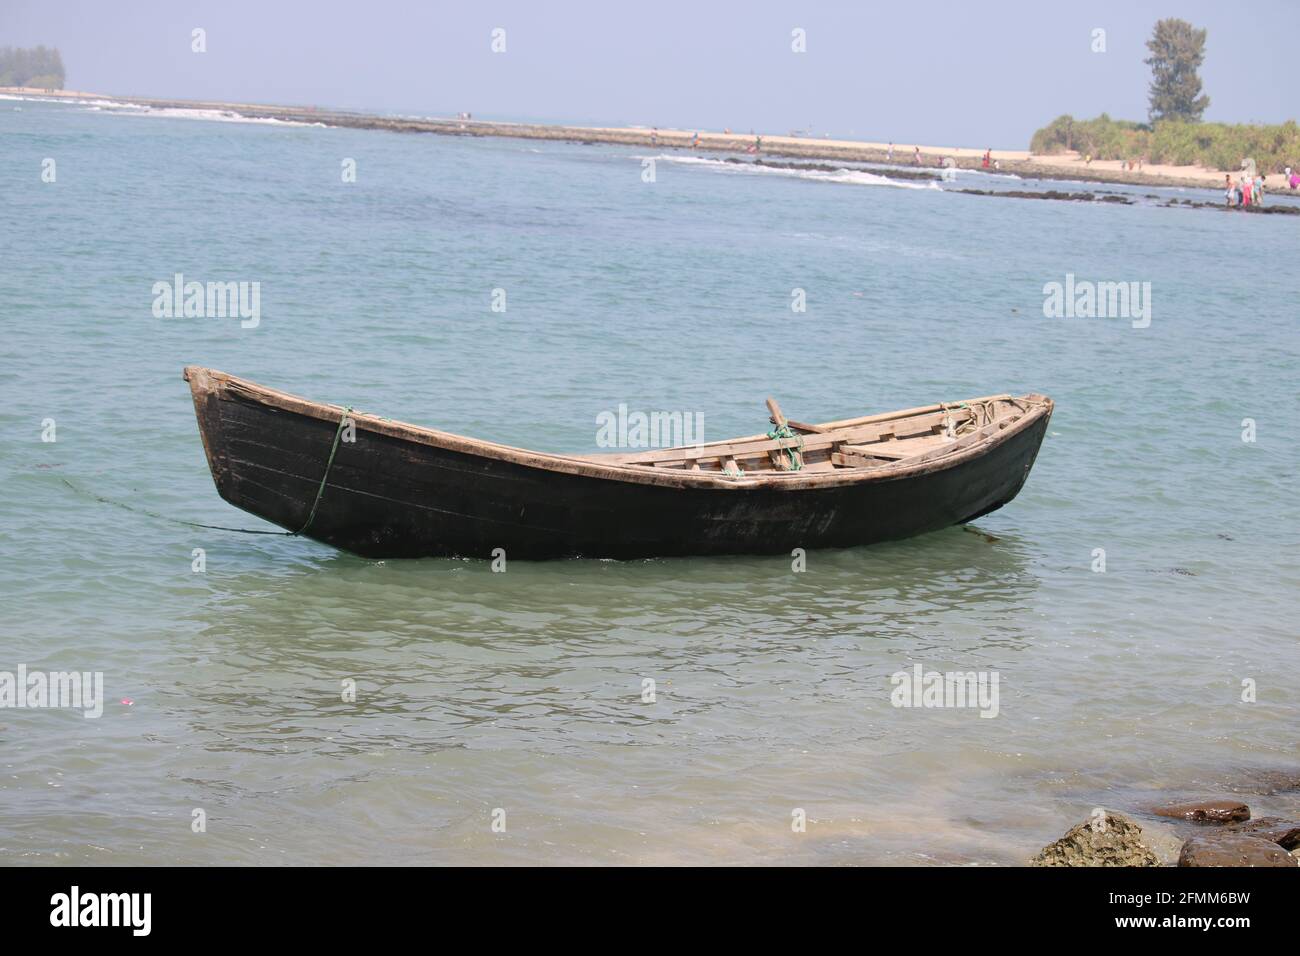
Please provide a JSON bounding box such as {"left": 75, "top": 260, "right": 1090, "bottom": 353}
{"left": 187, "top": 370, "right": 1051, "bottom": 560}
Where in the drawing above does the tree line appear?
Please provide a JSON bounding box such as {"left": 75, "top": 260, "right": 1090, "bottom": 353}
{"left": 0, "top": 45, "right": 66, "bottom": 90}
{"left": 1031, "top": 115, "right": 1299, "bottom": 174}
{"left": 1030, "top": 19, "right": 1297, "bottom": 172}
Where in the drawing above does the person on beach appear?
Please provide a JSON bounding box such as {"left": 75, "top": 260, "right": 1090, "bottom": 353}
{"left": 691, "top": 131, "right": 700, "bottom": 149}
{"left": 1225, "top": 174, "right": 1234, "bottom": 207}
{"left": 913, "top": 146, "right": 921, "bottom": 165}
{"left": 650, "top": 128, "right": 658, "bottom": 147}
{"left": 1242, "top": 175, "right": 1253, "bottom": 207}
{"left": 887, "top": 142, "right": 894, "bottom": 161}
{"left": 1255, "top": 174, "right": 1264, "bottom": 206}
{"left": 1085, "top": 153, "right": 1092, "bottom": 166}
{"left": 755, "top": 134, "right": 762, "bottom": 152}
{"left": 982, "top": 149, "right": 991, "bottom": 168}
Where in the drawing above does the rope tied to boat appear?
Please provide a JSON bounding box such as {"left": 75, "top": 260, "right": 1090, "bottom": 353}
{"left": 58, "top": 405, "right": 354, "bottom": 538}
{"left": 294, "top": 406, "right": 353, "bottom": 534}
{"left": 766, "top": 422, "right": 804, "bottom": 471}
{"left": 942, "top": 401, "right": 994, "bottom": 439}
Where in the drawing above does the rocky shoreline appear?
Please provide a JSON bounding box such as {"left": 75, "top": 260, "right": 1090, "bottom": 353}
{"left": 1033, "top": 777, "right": 1300, "bottom": 867}
{"left": 734, "top": 157, "right": 1300, "bottom": 213}
{"left": 956, "top": 186, "right": 1300, "bottom": 214}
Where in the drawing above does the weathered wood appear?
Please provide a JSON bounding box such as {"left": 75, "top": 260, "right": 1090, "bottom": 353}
{"left": 611, "top": 431, "right": 840, "bottom": 466}
{"left": 840, "top": 444, "right": 918, "bottom": 461}
{"left": 765, "top": 397, "right": 803, "bottom": 471}
{"left": 598, "top": 407, "right": 976, "bottom": 466}
{"left": 832, "top": 451, "right": 885, "bottom": 468}
{"left": 766, "top": 398, "right": 787, "bottom": 429}
{"left": 786, "top": 419, "right": 830, "bottom": 434}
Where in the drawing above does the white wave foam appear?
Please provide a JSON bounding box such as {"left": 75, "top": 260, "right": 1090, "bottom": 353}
{"left": 119, "top": 106, "right": 320, "bottom": 127}
{"left": 636, "top": 153, "right": 934, "bottom": 190}
{"left": 0, "top": 93, "right": 149, "bottom": 109}
{"left": 950, "top": 167, "right": 1023, "bottom": 181}
{"left": 1, "top": 92, "right": 322, "bottom": 127}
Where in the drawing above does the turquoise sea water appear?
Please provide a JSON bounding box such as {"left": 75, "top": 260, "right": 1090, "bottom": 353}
{"left": 2, "top": 97, "right": 1298, "bottom": 865}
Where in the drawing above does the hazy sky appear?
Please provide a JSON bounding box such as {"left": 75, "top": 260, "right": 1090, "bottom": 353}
{"left": 3, "top": 0, "right": 1290, "bottom": 146}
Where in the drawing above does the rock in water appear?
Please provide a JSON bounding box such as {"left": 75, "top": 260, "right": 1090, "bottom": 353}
{"left": 1153, "top": 800, "right": 1250, "bottom": 823}
{"left": 1178, "top": 835, "right": 1298, "bottom": 867}
{"left": 1032, "top": 811, "right": 1160, "bottom": 867}
{"left": 1221, "top": 817, "right": 1300, "bottom": 850}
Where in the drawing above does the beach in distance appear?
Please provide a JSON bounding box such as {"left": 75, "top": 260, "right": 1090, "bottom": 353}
{"left": 4, "top": 85, "right": 1287, "bottom": 193}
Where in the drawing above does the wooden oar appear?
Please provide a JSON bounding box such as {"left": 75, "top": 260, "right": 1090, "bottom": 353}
{"left": 766, "top": 398, "right": 788, "bottom": 430}
{"left": 767, "top": 397, "right": 829, "bottom": 435}
{"left": 765, "top": 398, "right": 804, "bottom": 471}
{"left": 785, "top": 418, "right": 829, "bottom": 434}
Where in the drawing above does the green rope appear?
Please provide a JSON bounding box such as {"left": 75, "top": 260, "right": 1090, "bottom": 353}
{"left": 58, "top": 405, "right": 353, "bottom": 538}
{"left": 766, "top": 422, "right": 804, "bottom": 471}
{"left": 294, "top": 406, "right": 353, "bottom": 534}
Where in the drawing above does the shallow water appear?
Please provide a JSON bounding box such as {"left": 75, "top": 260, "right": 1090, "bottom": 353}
{"left": 2, "top": 98, "right": 1298, "bottom": 865}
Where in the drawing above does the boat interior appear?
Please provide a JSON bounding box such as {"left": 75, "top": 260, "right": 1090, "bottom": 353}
{"left": 587, "top": 396, "right": 1043, "bottom": 477}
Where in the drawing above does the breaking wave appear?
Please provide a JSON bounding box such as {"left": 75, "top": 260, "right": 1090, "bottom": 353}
{"left": 1, "top": 92, "right": 323, "bottom": 127}
{"left": 639, "top": 153, "right": 938, "bottom": 190}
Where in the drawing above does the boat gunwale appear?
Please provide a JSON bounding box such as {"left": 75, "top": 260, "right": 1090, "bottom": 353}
{"left": 183, "top": 366, "right": 1052, "bottom": 491}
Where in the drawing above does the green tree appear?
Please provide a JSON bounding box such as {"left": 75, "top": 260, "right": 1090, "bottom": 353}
{"left": 1144, "top": 19, "right": 1209, "bottom": 123}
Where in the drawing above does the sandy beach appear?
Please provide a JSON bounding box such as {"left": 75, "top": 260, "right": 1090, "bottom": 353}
{"left": 7, "top": 86, "right": 1294, "bottom": 193}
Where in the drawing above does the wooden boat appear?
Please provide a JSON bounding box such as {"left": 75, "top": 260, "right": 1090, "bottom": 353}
{"left": 184, "top": 366, "right": 1053, "bottom": 559}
